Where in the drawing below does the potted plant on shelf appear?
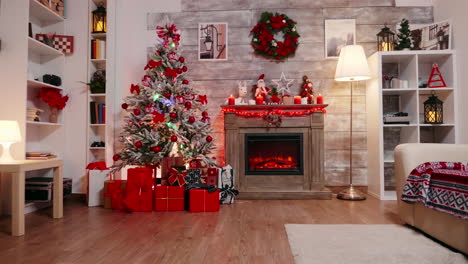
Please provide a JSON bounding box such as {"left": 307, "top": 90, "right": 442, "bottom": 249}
{"left": 37, "top": 88, "right": 69, "bottom": 123}
{"left": 84, "top": 70, "right": 106, "bottom": 94}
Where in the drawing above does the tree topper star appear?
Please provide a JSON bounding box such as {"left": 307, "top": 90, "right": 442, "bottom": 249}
{"left": 272, "top": 72, "right": 294, "bottom": 96}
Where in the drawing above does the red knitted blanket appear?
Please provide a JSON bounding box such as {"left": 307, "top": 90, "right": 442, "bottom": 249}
{"left": 402, "top": 162, "right": 468, "bottom": 220}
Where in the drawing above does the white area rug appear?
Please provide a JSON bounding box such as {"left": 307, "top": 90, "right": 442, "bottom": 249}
{"left": 285, "top": 224, "right": 467, "bottom": 264}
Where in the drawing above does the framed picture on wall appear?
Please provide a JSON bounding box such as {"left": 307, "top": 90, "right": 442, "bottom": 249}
{"left": 198, "top": 23, "right": 228, "bottom": 61}
{"left": 324, "top": 19, "right": 356, "bottom": 58}
{"left": 410, "top": 20, "right": 451, "bottom": 50}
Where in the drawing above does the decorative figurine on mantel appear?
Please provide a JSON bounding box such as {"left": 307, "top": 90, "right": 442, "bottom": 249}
{"left": 272, "top": 72, "right": 294, "bottom": 104}
{"left": 235, "top": 80, "right": 248, "bottom": 105}
{"left": 253, "top": 74, "right": 271, "bottom": 103}
{"left": 301, "top": 75, "right": 314, "bottom": 104}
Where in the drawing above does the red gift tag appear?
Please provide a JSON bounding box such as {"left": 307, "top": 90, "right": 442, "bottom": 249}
{"left": 189, "top": 189, "right": 220, "bottom": 213}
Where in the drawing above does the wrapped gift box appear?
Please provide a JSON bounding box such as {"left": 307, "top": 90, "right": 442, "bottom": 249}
{"left": 124, "top": 167, "right": 154, "bottom": 212}
{"left": 87, "top": 169, "right": 110, "bottom": 207}
{"left": 218, "top": 165, "right": 238, "bottom": 204}
{"left": 103, "top": 180, "right": 127, "bottom": 210}
{"left": 161, "top": 157, "right": 185, "bottom": 185}
{"left": 205, "top": 168, "right": 218, "bottom": 186}
{"left": 189, "top": 189, "right": 220, "bottom": 213}
{"left": 154, "top": 185, "right": 185, "bottom": 211}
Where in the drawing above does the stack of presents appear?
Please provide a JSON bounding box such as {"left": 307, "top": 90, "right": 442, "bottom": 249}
{"left": 86, "top": 158, "right": 237, "bottom": 213}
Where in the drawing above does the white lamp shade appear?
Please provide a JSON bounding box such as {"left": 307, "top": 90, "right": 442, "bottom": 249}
{"left": 335, "top": 45, "right": 371, "bottom": 82}
{"left": 0, "top": 120, "right": 21, "bottom": 143}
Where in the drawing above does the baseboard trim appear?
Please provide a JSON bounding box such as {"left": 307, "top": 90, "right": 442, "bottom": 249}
{"left": 326, "top": 185, "right": 368, "bottom": 194}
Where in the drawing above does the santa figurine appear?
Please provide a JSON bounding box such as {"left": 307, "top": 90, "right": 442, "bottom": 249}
{"left": 253, "top": 74, "right": 271, "bottom": 101}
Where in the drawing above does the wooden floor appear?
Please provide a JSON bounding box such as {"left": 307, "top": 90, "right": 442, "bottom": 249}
{"left": 0, "top": 196, "right": 402, "bottom": 264}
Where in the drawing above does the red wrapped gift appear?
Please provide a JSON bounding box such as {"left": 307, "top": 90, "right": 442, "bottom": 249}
{"left": 205, "top": 168, "right": 218, "bottom": 186}
{"left": 154, "top": 185, "right": 185, "bottom": 211}
{"left": 103, "top": 180, "right": 127, "bottom": 210}
{"left": 189, "top": 189, "right": 220, "bottom": 213}
{"left": 124, "top": 167, "right": 154, "bottom": 212}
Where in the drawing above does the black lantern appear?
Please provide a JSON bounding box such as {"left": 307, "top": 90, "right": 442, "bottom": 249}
{"left": 92, "top": 3, "right": 107, "bottom": 33}
{"left": 423, "top": 93, "right": 444, "bottom": 124}
{"left": 377, "top": 24, "right": 395, "bottom": 51}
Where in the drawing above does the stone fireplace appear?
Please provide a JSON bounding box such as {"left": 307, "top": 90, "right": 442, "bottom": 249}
{"left": 223, "top": 105, "right": 331, "bottom": 199}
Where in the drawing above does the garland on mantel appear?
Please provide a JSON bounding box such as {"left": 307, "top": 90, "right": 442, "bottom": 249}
{"left": 221, "top": 107, "right": 326, "bottom": 127}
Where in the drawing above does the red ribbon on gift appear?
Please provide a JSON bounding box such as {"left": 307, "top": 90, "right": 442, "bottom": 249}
{"left": 168, "top": 168, "right": 187, "bottom": 186}
{"left": 86, "top": 161, "right": 108, "bottom": 170}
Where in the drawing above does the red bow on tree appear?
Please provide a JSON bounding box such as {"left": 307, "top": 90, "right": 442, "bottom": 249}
{"left": 144, "top": 59, "right": 162, "bottom": 70}
{"left": 165, "top": 67, "right": 178, "bottom": 78}
{"left": 130, "top": 84, "right": 140, "bottom": 94}
{"left": 168, "top": 168, "right": 187, "bottom": 186}
{"left": 152, "top": 112, "right": 165, "bottom": 123}
{"left": 197, "top": 95, "right": 208, "bottom": 104}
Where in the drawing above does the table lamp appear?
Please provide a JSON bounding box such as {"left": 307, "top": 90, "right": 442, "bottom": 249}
{"left": 334, "top": 45, "right": 371, "bottom": 200}
{"left": 0, "top": 120, "right": 21, "bottom": 163}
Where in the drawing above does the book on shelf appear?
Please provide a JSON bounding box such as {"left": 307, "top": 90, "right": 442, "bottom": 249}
{"left": 90, "top": 102, "right": 106, "bottom": 124}
{"left": 26, "top": 152, "right": 57, "bottom": 160}
{"left": 90, "top": 39, "right": 106, "bottom": 60}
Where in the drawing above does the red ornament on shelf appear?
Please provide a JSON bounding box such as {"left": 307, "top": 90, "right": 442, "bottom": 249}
{"left": 153, "top": 146, "right": 161, "bottom": 152}
{"left": 112, "top": 154, "right": 120, "bottom": 161}
{"left": 179, "top": 57, "right": 185, "bottom": 63}
{"left": 182, "top": 80, "right": 189, "bottom": 85}
{"left": 185, "top": 101, "right": 192, "bottom": 109}
{"left": 182, "top": 66, "right": 188, "bottom": 72}
{"left": 121, "top": 103, "right": 128, "bottom": 109}
{"left": 206, "top": 135, "right": 213, "bottom": 142}
{"left": 188, "top": 116, "right": 195, "bottom": 123}
{"left": 170, "top": 112, "right": 177, "bottom": 119}
{"left": 165, "top": 92, "right": 171, "bottom": 99}
{"left": 170, "top": 135, "right": 178, "bottom": 142}
{"left": 133, "top": 109, "right": 141, "bottom": 115}
{"left": 135, "top": 141, "right": 143, "bottom": 148}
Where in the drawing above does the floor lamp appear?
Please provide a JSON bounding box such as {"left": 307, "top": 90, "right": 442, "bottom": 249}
{"left": 334, "top": 45, "right": 371, "bottom": 201}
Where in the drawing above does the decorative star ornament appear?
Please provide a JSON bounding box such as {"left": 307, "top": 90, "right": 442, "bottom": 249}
{"left": 272, "top": 72, "right": 294, "bottom": 96}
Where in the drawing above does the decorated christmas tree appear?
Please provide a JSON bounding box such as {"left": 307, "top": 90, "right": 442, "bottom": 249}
{"left": 112, "top": 24, "right": 215, "bottom": 172}
{"left": 396, "top": 19, "right": 412, "bottom": 50}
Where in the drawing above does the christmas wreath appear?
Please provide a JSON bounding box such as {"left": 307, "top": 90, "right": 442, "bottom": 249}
{"left": 250, "top": 12, "right": 300, "bottom": 60}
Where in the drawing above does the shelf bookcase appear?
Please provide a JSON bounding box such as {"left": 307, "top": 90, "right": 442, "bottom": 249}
{"left": 366, "top": 50, "right": 458, "bottom": 200}
{"left": 86, "top": 0, "right": 115, "bottom": 166}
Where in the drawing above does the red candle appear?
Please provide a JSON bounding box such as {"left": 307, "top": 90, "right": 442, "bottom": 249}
{"left": 316, "top": 94, "right": 324, "bottom": 104}
{"left": 294, "top": 96, "right": 302, "bottom": 104}
{"left": 255, "top": 96, "right": 263, "bottom": 105}
{"left": 228, "top": 95, "right": 235, "bottom": 105}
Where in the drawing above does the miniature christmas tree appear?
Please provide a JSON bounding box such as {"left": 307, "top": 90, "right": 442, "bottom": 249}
{"left": 112, "top": 24, "right": 215, "bottom": 172}
{"left": 396, "top": 19, "right": 412, "bottom": 50}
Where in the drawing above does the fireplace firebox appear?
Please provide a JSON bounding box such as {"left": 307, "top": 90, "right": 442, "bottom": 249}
{"left": 245, "top": 133, "right": 303, "bottom": 175}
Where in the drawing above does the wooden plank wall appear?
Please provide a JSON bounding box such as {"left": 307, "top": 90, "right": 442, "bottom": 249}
{"left": 147, "top": 0, "right": 433, "bottom": 185}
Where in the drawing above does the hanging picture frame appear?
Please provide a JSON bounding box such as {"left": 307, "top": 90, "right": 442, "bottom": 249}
{"left": 409, "top": 20, "right": 451, "bottom": 50}
{"left": 198, "top": 23, "right": 228, "bottom": 61}
{"left": 324, "top": 19, "right": 356, "bottom": 59}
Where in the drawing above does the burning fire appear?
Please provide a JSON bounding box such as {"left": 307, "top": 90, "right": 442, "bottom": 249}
{"left": 249, "top": 155, "right": 297, "bottom": 169}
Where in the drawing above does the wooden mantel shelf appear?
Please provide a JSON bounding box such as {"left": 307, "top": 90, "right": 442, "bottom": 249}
{"left": 221, "top": 104, "right": 328, "bottom": 111}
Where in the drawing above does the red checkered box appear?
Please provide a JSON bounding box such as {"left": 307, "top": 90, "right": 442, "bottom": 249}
{"left": 36, "top": 34, "right": 74, "bottom": 54}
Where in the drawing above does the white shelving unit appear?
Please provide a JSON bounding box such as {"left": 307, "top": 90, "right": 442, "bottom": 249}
{"left": 86, "top": 0, "right": 115, "bottom": 166}
{"left": 367, "top": 50, "right": 458, "bottom": 200}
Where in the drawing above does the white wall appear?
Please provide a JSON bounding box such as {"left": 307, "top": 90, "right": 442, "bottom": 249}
{"left": 434, "top": 0, "right": 468, "bottom": 143}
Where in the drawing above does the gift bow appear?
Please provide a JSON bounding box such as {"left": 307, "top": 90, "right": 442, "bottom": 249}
{"left": 220, "top": 184, "right": 239, "bottom": 204}
{"left": 197, "top": 95, "right": 208, "bottom": 104}
{"left": 130, "top": 84, "right": 140, "bottom": 94}
{"left": 165, "top": 67, "right": 178, "bottom": 78}
{"left": 168, "top": 168, "right": 187, "bottom": 186}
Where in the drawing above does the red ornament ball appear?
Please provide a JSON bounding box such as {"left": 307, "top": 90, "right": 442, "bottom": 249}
{"left": 165, "top": 92, "right": 171, "bottom": 99}
{"left": 133, "top": 109, "right": 141, "bottom": 115}
{"left": 206, "top": 136, "right": 213, "bottom": 142}
{"left": 179, "top": 57, "right": 185, "bottom": 63}
{"left": 112, "top": 154, "right": 120, "bottom": 161}
{"left": 176, "top": 68, "right": 183, "bottom": 74}
{"left": 182, "top": 66, "right": 188, "bottom": 72}
{"left": 135, "top": 141, "right": 143, "bottom": 148}
{"left": 170, "top": 135, "right": 178, "bottom": 142}
{"left": 182, "top": 80, "right": 189, "bottom": 85}
{"left": 121, "top": 103, "right": 128, "bottom": 109}
{"left": 202, "top": 111, "right": 209, "bottom": 117}
{"left": 188, "top": 116, "right": 195, "bottom": 123}
{"left": 185, "top": 101, "right": 192, "bottom": 109}
{"left": 170, "top": 112, "right": 177, "bottom": 119}
{"left": 153, "top": 146, "right": 161, "bottom": 152}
